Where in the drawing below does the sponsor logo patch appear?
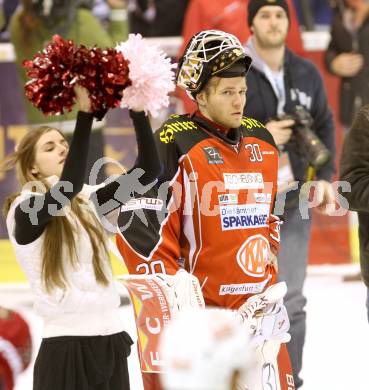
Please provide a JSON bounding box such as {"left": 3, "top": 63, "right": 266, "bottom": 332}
{"left": 218, "top": 193, "right": 238, "bottom": 205}
{"left": 237, "top": 234, "right": 270, "bottom": 277}
{"left": 202, "top": 147, "right": 224, "bottom": 164}
{"left": 219, "top": 277, "right": 270, "bottom": 295}
{"left": 223, "top": 172, "right": 264, "bottom": 190}
{"left": 254, "top": 193, "right": 272, "bottom": 204}
{"left": 220, "top": 203, "right": 269, "bottom": 231}
{"left": 159, "top": 119, "right": 198, "bottom": 143}
{"left": 241, "top": 117, "right": 265, "bottom": 130}
{"left": 121, "top": 198, "right": 163, "bottom": 212}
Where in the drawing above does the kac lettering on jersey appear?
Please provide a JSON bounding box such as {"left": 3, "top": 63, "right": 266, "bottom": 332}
{"left": 220, "top": 203, "right": 269, "bottom": 231}
{"left": 121, "top": 198, "right": 163, "bottom": 212}
{"left": 237, "top": 234, "right": 270, "bottom": 277}
{"left": 223, "top": 172, "right": 264, "bottom": 190}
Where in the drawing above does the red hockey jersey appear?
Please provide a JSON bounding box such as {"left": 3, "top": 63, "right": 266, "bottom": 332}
{"left": 116, "top": 114, "right": 280, "bottom": 310}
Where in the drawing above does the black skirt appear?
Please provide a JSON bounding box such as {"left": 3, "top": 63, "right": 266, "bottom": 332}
{"left": 33, "top": 331, "right": 133, "bottom": 390}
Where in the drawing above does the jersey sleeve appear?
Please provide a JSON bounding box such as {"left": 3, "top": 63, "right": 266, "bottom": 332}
{"left": 116, "top": 119, "right": 185, "bottom": 276}
{"left": 92, "top": 110, "right": 161, "bottom": 215}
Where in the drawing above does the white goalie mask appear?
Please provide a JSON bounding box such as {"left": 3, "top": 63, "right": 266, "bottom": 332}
{"left": 176, "top": 30, "right": 252, "bottom": 98}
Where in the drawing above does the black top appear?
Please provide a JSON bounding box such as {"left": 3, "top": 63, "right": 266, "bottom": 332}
{"left": 339, "top": 104, "right": 369, "bottom": 287}
{"left": 325, "top": 9, "right": 369, "bottom": 126}
{"left": 13, "top": 110, "right": 160, "bottom": 245}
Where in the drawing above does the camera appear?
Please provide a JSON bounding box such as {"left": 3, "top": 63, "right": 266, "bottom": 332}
{"left": 280, "top": 105, "right": 331, "bottom": 170}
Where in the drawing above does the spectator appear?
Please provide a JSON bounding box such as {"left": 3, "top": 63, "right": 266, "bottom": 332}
{"left": 9, "top": 0, "right": 128, "bottom": 183}
{"left": 339, "top": 104, "right": 369, "bottom": 321}
{"left": 325, "top": 0, "right": 369, "bottom": 130}
{"left": 325, "top": 0, "right": 369, "bottom": 278}
{"left": 243, "top": 0, "right": 336, "bottom": 387}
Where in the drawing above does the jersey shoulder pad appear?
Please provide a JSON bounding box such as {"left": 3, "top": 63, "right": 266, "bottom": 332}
{"left": 156, "top": 114, "right": 200, "bottom": 144}
{"left": 240, "top": 116, "right": 277, "bottom": 149}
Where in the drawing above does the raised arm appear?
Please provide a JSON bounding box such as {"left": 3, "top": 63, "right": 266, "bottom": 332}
{"left": 13, "top": 86, "right": 93, "bottom": 244}
{"left": 93, "top": 110, "right": 161, "bottom": 213}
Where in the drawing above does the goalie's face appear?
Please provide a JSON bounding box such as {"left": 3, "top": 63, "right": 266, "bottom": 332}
{"left": 196, "top": 76, "right": 247, "bottom": 129}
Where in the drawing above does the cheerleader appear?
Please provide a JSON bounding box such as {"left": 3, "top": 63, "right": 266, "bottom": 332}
{"left": 1, "top": 85, "right": 160, "bottom": 390}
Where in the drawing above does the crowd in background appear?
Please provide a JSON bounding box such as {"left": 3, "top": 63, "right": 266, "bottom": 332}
{"left": 0, "top": 1, "right": 341, "bottom": 41}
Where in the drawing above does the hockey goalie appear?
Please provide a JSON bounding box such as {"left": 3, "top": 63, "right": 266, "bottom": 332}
{"left": 116, "top": 28, "right": 295, "bottom": 390}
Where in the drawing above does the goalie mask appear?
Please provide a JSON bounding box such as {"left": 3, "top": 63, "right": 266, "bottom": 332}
{"left": 176, "top": 30, "right": 252, "bottom": 99}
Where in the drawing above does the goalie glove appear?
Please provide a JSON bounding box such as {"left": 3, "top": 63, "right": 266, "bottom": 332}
{"left": 236, "top": 283, "right": 294, "bottom": 390}
{"left": 154, "top": 270, "right": 205, "bottom": 314}
{"left": 237, "top": 282, "right": 291, "bottom": 346}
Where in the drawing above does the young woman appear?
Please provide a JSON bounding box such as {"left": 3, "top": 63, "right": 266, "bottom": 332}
{"left": 1, "top": 85, "right": 160, "bottom": 390}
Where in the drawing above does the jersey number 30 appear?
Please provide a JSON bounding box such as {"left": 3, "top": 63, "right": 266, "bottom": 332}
{"left": 245, "top": 143, "right": 263, "bottom": 162}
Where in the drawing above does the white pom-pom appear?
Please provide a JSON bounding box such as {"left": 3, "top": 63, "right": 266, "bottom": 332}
{"left": 116, "top": 34, "right": 177, "bottom": 118}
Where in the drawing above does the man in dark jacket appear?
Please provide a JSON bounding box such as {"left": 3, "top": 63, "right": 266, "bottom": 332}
{"left": 325, "top": 0, "right": 369, "bottom": 130}
{"left": 340, "top": 104, "right": 369, "bottom": 320}
{"left": 243, "top": 1, "right": 336, "bottom": 388}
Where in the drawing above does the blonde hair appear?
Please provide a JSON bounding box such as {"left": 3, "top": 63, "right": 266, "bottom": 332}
{"left": 195, "top": 77, "right": 223, "bottom": 105}
{"left": 1, "top": 126, "right": 110, "bottom": 292}
{"left": 204, "top": 77, "right": 223, "bottom": 95}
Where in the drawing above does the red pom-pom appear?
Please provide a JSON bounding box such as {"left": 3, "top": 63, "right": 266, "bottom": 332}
{"left": 77, "top": 46, "right": 131, "bottom": 120}
{"left": 23, "top": 35, "right": 78, "bottom": 116}
{"left": 23, "top": 35, "right": 131, "bottom": 120}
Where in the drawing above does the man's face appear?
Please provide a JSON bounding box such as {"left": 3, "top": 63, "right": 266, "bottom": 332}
{"left": 251, "top": 6, "right": 289, "bottom": 49}
{"left": 196, "top": 76, "right": 247, "bottom": 129}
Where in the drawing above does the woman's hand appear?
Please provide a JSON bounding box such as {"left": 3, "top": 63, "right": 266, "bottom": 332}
{"left": 74, "top": 85, "right": 92, "bottom": 113}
